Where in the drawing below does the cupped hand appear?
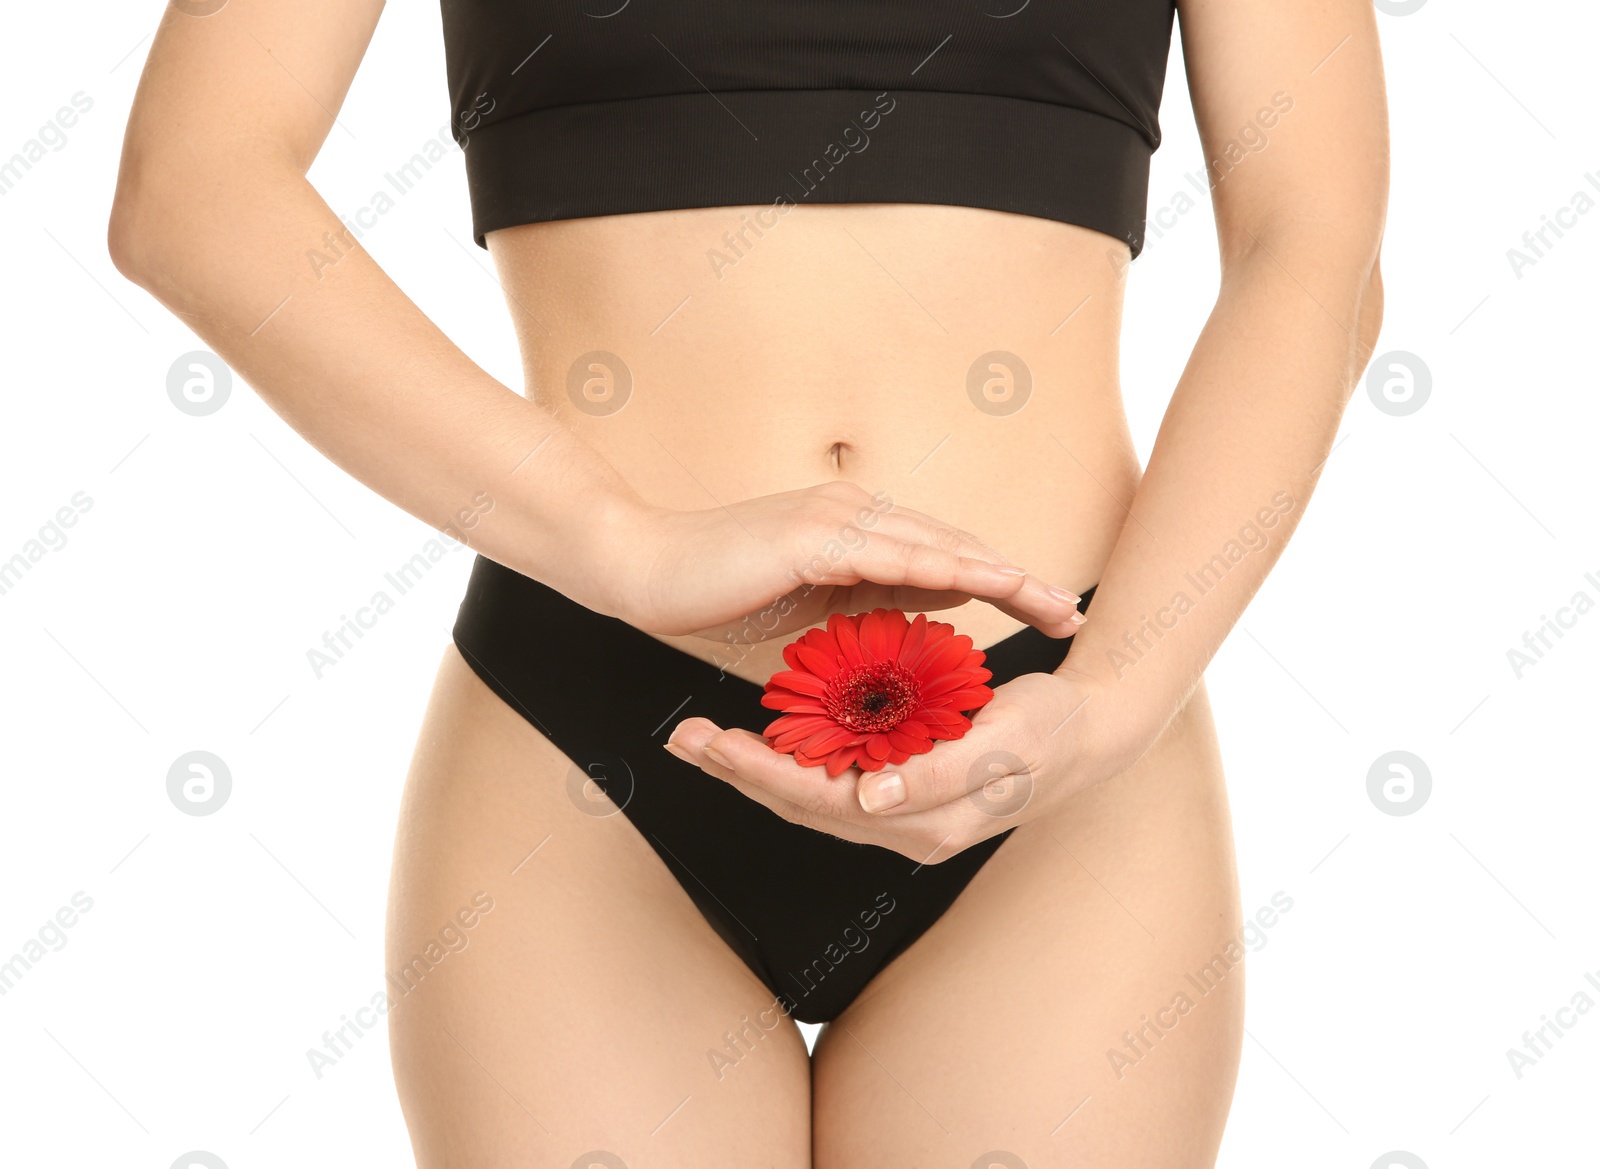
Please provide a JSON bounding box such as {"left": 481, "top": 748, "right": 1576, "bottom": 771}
{"left": 613, "top": 480, "right": 1085, "bottom": 641}
{"left": 663, "top": 668, "right": 1112, "bottom": 863}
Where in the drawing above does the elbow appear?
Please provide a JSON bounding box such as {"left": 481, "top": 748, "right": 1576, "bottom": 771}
{"left": 106, "top": 144, "right": 199, "bottom": 289}
{"left": 106, "top": 194, "right": 150, "bottom": 287}
{"left": 107, "top": 151, "right": 164, "bottom": 288}
{"left": 109, "top": 144, "right": 296, "bottom": 292}
{"left": 1222, "top": 214, "right": 1386, "bottom": 354}
{"left": 1222, "top": 217, "right": 1383, "bottom": 284}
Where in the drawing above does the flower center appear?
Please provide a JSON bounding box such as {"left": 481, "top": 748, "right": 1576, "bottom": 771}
{"left": 825, "top": 661, "right": 921, "bottom": 732}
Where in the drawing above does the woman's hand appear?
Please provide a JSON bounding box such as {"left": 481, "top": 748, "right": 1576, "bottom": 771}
{"left": 663, "top": 666, "right": 1125, "bottom": 862}
{"left": 602, "top": 481, "right": 1085, "bottom": 642}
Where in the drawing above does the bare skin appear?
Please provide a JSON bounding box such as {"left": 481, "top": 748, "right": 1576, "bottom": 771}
{"left": 492, "top": 199, "right": 1136, "bottom": 684}
{"left": 110, "top": 0, "right": 1387, "bottom": 1163}
{"left": 389, "top": 642, "right": 1239, "bottom": 1167}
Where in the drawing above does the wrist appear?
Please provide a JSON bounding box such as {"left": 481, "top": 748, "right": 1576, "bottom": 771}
{"left": 1050, "top": 661, "right": 1153, "bottom": 789}
{"left": 491, "top": 450, "right": 665, "bottom": 622}
{"left": 568, "top": 489, "right": 671, "bottom": 624}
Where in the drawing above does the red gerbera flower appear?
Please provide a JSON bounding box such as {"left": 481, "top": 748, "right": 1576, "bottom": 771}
{"left": 760, "top": 608, "right": 994, "bottom": 777}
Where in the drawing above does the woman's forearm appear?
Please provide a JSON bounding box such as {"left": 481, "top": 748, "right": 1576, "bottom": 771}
{"left": 109, "top": 152, "right": 648, "bottom": 617}
{"left": 1062, "top": 233, "right": 1383, "bottom": 775}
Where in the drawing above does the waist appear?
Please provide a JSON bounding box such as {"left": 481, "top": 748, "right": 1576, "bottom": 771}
{"left": 487, "top": 203, "right": 1139, "bottom": 671}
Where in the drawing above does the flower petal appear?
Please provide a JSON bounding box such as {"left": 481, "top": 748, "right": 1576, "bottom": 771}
{"left": 831, "top": 611, "right": 869, "bottom": 668}
{"left": 825, "top": 744, "right": 861, "bottom": 776}
{"left": 764, "top": 713, "right": 839, "bottom": 742}
{"left": 913, "top": 630, "right": 975, "bottom": 680}
{"left": 766, "top": 669, "right": 830, "bottom": 698}
{"left": 938, "top": 686, "right": 995, "bottom": 711}
{"left": 898, "top": 614, "right": 929, "bottom": 669}
{"left": 800, "top": 725, "right": 862, "bottom": 756}
{"left": 764, "top": 607, "right": 996, "bottom": 770}
{"left": 919, "top": 668, "right": 992, "bottom": 700}
{"left": 794, "top": 643, "right": 841, "bottom": 678}
{"left": 888, "top": 726, "right": 931, "bottom": 753}
{"left": 858, "top": 609, "right": 889, "bottom": 660}
{"left": 760, "top": 689, "right": 830, "bottom": 711}
{"left": 916, "top": 707, "right": 973, "bottom": 735}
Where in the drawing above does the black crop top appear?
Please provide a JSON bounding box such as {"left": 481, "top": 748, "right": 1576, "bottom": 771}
{"left": 439, "top": 1, "right": 1176, "bottom": 256}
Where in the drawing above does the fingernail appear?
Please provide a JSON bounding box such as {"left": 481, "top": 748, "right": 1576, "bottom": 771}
{"left": 860, "top": 772, "right": 906, "bottom": 813}
{"left": 1069, "top": 611, "right": 1087, "bottom": 626}
{"left": 993, "top": 564, "right": 1027, "bottom": 577}
{"left": 1049, "top": 585, "right": 1082, "bottom": 604}
{"left": 663, "top": 742, "right": 693, "bottom": 762}
{"left": 702, "top": 745, "right": 732, "bottom": 769}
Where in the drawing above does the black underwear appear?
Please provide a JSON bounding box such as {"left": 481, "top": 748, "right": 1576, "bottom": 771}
{"left": 452, "top": 555, "right": 1094, "bottom": 1024}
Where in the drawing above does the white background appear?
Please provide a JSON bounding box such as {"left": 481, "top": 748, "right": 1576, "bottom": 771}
{"left": 2, "top": 1, "right": 1596, "bottom": 1165}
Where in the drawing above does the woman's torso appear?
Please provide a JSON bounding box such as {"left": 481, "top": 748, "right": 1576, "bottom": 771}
{"left": 486, "top": 202, "right": 1140, "bottom": 680}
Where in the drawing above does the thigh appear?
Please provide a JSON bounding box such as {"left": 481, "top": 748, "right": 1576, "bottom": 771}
{"left": 813, "top": 683, "right": 1245, "bottom": 1169}
{"left": 386, "top": 645, "right": 811, "bottom": 1169}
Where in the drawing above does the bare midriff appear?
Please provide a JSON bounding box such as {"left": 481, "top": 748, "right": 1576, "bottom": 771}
{"left": 487, "top": 202, "right": 1143, "bottom": 684}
